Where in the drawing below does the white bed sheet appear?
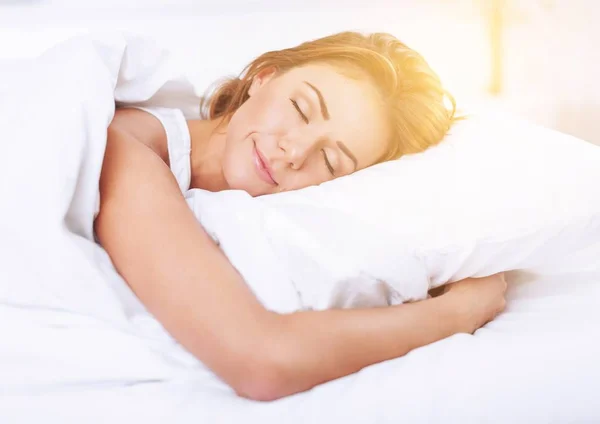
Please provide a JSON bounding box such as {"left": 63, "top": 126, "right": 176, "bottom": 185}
{"left": 2, "top": 268, "right": 599, "bottom": 424}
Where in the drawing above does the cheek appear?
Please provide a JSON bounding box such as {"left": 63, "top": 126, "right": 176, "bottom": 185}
{"left": 241, "top": 90, "right": 292, "bottom": 134}
{"left": 284, "top": 162, "right": 328, "bottom": 191}
{"left": 221, "top": 134, "right": 257, "bottom": 191}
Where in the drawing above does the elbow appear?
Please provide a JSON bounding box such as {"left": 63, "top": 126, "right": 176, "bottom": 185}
{"left": 217, "top": 313, "right": 309, "bottom": 401}
{"left": 228, "top": 327, "right": 300, "bottom": 402}
{"left": 232, "top": 357, "right": 295, "bottom": 402}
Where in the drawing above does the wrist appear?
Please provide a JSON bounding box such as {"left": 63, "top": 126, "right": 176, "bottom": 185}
{"left": 438, "top": 291, "right": 473, "bottom": 335}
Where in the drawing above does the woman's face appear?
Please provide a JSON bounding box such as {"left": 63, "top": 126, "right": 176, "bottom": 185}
{"left": 222, "top": 63, "right": 391, "bottom": 197}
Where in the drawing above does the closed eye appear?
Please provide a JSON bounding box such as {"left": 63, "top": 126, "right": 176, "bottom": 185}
{"left": 322, "top": 150, "right": 335, "bottom": 176}
{"left": 290, "top": 99, "right": 309, "bottom": 124}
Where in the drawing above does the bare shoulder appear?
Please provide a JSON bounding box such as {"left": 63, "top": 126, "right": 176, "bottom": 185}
{"left": 110, "top": 108, "right": 170, "bottom": 165}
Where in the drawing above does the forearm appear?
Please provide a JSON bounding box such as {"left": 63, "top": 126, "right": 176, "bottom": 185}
{"left": 250, "top": 295, "right": 461, "bottom": 400}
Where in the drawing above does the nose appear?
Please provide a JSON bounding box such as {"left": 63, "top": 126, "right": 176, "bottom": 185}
{"left": 278, "top": 128, "right": 323, "bottom": 170}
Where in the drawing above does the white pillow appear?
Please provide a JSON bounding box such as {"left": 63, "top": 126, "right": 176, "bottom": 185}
{"left": 187, "top": 112, "right": 600, "bottom": 313}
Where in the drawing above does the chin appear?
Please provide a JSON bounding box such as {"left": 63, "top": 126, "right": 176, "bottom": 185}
{"left": 223, "top": 165, "right": 263, "bottom": 197}
{"left": 234, "top": 178, "right": 273, "bottom": 197}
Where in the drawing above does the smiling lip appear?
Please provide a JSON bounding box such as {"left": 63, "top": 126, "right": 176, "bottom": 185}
{"left": 253, "top": 141, "right": 277, "bottom": 185}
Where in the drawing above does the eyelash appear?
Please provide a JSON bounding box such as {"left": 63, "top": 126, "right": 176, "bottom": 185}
{"left": 290, "top": 98, "right": 334, "bottom": 176}
{"left": 322, "top": 150, "right": 335, "bottom": 176}
{"left": 290, "top": 99, "right": 309, "bottom": 124}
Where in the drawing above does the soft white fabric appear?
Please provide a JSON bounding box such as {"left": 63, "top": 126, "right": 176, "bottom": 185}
{"left": 1, "top": 33, "right": 600, "bottom": 423}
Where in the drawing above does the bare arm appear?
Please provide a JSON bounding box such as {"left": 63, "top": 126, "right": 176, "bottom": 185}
{"left": 95, "top": 126, "right": 504, "bottom": 401}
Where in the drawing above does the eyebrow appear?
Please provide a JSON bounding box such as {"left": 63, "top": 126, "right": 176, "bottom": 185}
{"left": 303, "top": 81, "right": 330, "bottom": 120}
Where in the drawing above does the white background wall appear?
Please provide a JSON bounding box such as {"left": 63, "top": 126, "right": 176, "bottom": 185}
{"left": 499, "top": 0, "right": 600, "bottom": 144}
{"left": 0, "top": 0, "right": 598, "bottom": 145}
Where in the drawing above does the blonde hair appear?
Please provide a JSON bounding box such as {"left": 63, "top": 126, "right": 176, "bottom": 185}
{"left": 200, "top": 31, "right": 457, "bottom": 161}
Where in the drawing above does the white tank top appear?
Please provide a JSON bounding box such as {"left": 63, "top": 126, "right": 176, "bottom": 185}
{"left": 133, "top": 106, "right": 192, "bottom": 193}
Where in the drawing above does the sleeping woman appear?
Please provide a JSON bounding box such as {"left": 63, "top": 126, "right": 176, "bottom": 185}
{"left": 94, "top": 31, "right": 506, "bottom": 401}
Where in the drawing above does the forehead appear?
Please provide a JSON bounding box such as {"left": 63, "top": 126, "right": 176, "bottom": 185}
{"left": 280, "top": 63, "right": 390, "bottom": 169}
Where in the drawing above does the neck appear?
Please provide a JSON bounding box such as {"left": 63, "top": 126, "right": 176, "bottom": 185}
{"left": 187, "top": 118, "right": 229, "bottom": 191}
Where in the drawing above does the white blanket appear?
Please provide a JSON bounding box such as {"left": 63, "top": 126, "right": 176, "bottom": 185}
{"left": 0, "top": 31, "right": 207, "bottom": 398}
{"left": 1, "top": 34, "right": 600, "bottom": 423}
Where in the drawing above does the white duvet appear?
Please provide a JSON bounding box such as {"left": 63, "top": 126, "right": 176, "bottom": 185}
{"left": 1, "top": 33, "right": 600, "bottom": 423}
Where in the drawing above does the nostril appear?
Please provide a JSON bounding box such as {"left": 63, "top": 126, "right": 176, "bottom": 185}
{"left": 290, "top": 159, "right": 302, "bottom": 170}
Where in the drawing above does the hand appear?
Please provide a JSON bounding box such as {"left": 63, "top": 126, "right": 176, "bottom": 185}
{"left": 441, "top": 273, "right": 508, "bottom": 334}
